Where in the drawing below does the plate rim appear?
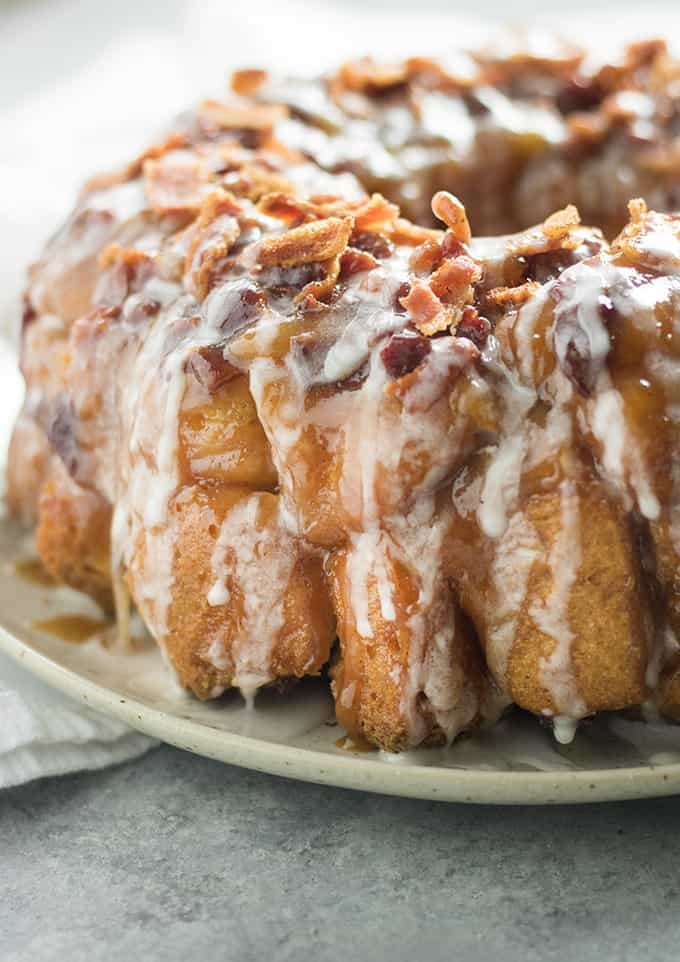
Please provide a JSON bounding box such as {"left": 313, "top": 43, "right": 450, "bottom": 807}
{"left": 3, "top": 623, "right": 680, "bottom": 805}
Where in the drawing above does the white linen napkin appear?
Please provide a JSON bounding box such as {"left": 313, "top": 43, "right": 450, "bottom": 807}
{"left": 0, "top": 0, "right": 678, "bottom": 788}
{"left": 0, "top": 652, "right": 154, "bottom": 789}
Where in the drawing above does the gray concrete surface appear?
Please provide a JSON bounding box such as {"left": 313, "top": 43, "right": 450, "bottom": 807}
{"left": 2, "top": 745, "right": 679, "bottom": 961}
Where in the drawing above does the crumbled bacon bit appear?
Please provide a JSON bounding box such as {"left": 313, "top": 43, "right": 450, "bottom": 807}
{"left": 337, "top": 57, "right": 407, "bottom": 93}
{"left": 99, "top": 243, "right": 152, "bottom": 274}
{"left": 224, "top": 164, "right": 295, "bottom": 203}
{"left": 543, "top": 205, "right": 581, "bottom": 240}
{"left": 186, "top": 190, "right": 242, "bottom": 301}
{"left": 409, "top": 239, "right": 443, "bottom": 274}
{"left": 431, "top": 191, "right": 471, "bottom": 245}
{"left": 400, "top": 281, "right": 450, "bottom": 336}
{"left": 353, "top": 194, "right": 399, "bottom": 231}
{"left": 380, "top": 330, "right": 432, "bottom": 379}
{"left": 257, "top": 216, "right": 353, "bottom": 268}
{"left": 405, "top": 54, "right": 478, "bottom": 90}
{"left": 509, "top": 217, "right": 583, "bottom": 258}
{"left": 340, "top": 248, "right": 380, "bottom": 277}
{"left": 613, "top": 203, "right": 680, "bottom": 272}
{"left": 628, "top": 197, "right": 648, "bottom": 222}
{"left": 187, "top": 345, "right": 240, "bottom": 392}
{"left": 143, "top": 154, "right": 207, "bottom": 215}
{"left": 626, "top": 38, "right": 667, "bottom": 69}
{"left": 429, "top": 255, "right": 481, "bottom": 304}
{"left": 230, "top": 69, "right": 269, "bottom": 96}
{"left": 199, "top": 99, "right": 288, "bottom": 132}
{"left": 294, "top": 255, "right": 342, "bottom": 305}
{"left": 486, "top": 281, "right": 541, "bottom": 306}
{"left": 258, "top": 191, "right": 318, "bottom": 225}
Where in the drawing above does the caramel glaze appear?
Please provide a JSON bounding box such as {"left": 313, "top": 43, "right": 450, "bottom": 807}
{"left": 13, "top": 557, "right": 56, "bottom": 587}
{"left": 335, "top": 734, "right": 374, "bottom": 753}
{"left": 33, "top": 614, "right": 109, "bottom": 643}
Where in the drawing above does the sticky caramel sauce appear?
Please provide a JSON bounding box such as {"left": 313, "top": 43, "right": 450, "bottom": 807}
{"left": 33, "top": 614, "right": 109, "bottom": 643}
{"left": 13, "top": 558, "right": 57, "bottom": 587}
{"left": 335, "top": 734, "right": 374, "bottom": 753}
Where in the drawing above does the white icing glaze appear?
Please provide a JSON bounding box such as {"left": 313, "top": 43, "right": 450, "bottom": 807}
{"left": 533, "top": 479, "right": 587, "bottom": 723}
{"left": 207, "top": 494, "right": 297, "bottom": 690}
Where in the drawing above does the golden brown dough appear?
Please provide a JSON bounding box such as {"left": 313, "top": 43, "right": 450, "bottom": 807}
{"left": 36, "top": 457, "right": 113, "bottom": 612}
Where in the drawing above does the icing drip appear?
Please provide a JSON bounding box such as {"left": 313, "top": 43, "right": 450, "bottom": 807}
{"left": 533, "top": 479, "right": 587, "bottom": 724}
{"left": 206, "top": 495, "right": 297, "bottom": 690}
{"left": 477, "top": 337, "right": 535, "bottom": 538}
{"left": 589, "top": 383, "right": 660, "bottom": 521}
{"left": 487, "top": 512, "right": 541, "bottom": 682}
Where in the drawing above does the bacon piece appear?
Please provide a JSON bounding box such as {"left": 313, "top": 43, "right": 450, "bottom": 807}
{"left": 431, "top": 191, "right": 472, "bottom": 245}
{"left": 509, "top": 214, "right": 584, "bottom": 258}
{"left": 400, "top": 281, "right": 450, "bottom": 336}
{"left": 337, "top": 57, "right": 407, "bottom": 92}
{"left": 143, "top": 154, "right": 207, "bottom": 215}
{"left": 199, "top": 99, "right": 288, "bottom": 132}
{"left": 543, "top": 204, "right": 581, "bottom": 240}
{"left": 295, "top": 255, "right": 342, "bottom": 305}
{"left": 353, "top": 194, "right": 399, "bottom": 232}
{"left": 409, "top": 239, "right": 443, "bottom": 274}
{"left": 230, "top": 68, "right": 269, "bottom": 96}
{"left": 258, "top": 191, "right": 320, "bottom": 226}
{"left": 628, "top": 197, "right": 648, "bottom": 223}
{"left": 486, "top": 281, "right": 541, "bottom": 306}
{"left": 186, "top": 190, "right": 242, "bottom": 301}
{"left": 257, "top": 216, "right": 353, "bottom": 268}
{"left": 429, "top": 255, "right": 481, "bottom": 304}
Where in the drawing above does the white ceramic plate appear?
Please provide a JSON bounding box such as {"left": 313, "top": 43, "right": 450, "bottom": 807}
{"left": 3, "top": 518, "right": 680, "bottom": 804}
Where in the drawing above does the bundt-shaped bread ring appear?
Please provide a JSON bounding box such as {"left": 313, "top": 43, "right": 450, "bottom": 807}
{"left": 8, "top": 35, "right": 680, "bottom": 752}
